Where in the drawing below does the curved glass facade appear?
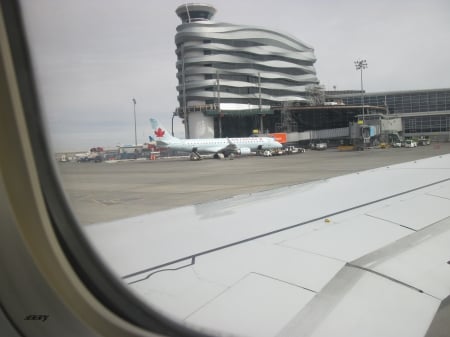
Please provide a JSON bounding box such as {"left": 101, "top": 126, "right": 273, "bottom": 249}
{"left": 175, "top": 3, "right": 319, "bottom": 138}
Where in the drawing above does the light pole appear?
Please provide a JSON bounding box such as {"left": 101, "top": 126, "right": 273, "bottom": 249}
{"left": 354, "top": 59, "right": 368, "bottom": 122}
{"left": 258, "top": 72, "right": 263, "bottom": 133}
{"left": 132, "top": 98, "right": 137, "bottom": 146}
{"left": 171, "top": 111, "right": 177, "bottom": 136}
{"left": 216, "top": 70, "right": 222, "bottom": 138}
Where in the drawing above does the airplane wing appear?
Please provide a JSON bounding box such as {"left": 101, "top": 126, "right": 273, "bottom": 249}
{"left": 203, "top": 146, "right": 235, "bottom": 153}
{"left": 220, "top": 139, "right": 239, "bottom": 155}
{"left": 84, "top": 154, "right": 450, "bottom": 337}
{"left": 198, "top": 139, "right": 238, "bottom": 155}
{"left": 185, "top": 140, "right": 238, "bottom": 156}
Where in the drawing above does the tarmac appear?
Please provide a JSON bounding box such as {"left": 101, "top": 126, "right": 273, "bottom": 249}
{"left": 58, "top": 143, "right": 450, "bottom": 225}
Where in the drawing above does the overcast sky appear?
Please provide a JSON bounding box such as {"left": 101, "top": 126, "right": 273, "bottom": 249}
{"left": 20, "top": 0, "right": 450, "bottom": 151}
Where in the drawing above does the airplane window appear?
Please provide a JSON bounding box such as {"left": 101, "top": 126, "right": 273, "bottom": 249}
{"left": 10, "top": 0, "right": 450, "bottom": 336}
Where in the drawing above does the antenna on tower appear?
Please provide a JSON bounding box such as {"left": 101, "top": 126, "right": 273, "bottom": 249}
{"left": 185, "top": 3, "right": 191, "bottom": 23}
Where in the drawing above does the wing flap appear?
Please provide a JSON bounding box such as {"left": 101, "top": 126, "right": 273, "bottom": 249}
{"left": 278, "top": 266, "right": 440, "bottom": 337}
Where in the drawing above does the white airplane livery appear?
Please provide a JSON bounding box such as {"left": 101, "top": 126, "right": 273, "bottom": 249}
{"left": 149, "top": 118, "right": 282, "bottom": 159}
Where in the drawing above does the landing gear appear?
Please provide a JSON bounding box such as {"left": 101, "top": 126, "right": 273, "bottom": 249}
{"left": 213, "top": 153, "right": 225, "bottom": 159}
{"left": 213, "top": 152, "right": 235, "bottom": 160}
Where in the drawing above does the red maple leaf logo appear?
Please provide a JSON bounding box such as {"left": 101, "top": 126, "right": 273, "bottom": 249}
{"left": 154, "top": 128, "right": 165, "bottom": 138}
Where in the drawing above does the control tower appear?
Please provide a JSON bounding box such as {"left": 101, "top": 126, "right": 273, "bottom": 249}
{"left": 175, "top": 3, "right": 318, "bottom": 138}
{"left": 175, "top": 3, "right": 216, "bottom": 23}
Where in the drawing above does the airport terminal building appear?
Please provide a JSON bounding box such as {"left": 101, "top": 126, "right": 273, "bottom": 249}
{"left": 174, "top": 4, "right": 450, "bottom": 142}
{"left": 328, "top": 88, "right": 450, "bottom": 138}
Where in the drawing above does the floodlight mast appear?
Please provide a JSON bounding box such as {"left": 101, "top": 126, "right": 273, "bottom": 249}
{"left": 354, "top": 59, "right": 368, "bottom": 122}
{"left": 132, "top": 98, "right": 137, "bottom": 146}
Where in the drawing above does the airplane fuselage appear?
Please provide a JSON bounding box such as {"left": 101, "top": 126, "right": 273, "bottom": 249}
{"left": 165, "top": 137, "right": 281, "bottom": 154}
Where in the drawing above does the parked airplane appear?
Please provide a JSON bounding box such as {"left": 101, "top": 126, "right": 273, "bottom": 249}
{"left": 149, "top": 118, "right": 282, "bottom": 159}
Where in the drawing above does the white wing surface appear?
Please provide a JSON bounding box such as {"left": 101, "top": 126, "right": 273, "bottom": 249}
{"left": 85, "top": 154, "right": 450, "bottom": 337}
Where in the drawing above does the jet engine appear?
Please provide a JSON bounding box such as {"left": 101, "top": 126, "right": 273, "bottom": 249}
{"left": 237, "top": 147, "right": 251, "bottom": 155}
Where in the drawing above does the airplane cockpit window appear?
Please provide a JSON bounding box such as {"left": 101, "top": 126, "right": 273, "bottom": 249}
{"left": 7, "top": 0, "right": 450, "bottom": 336}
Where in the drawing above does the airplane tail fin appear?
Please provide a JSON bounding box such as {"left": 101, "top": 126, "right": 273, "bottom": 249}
{"left": 149, "top": 118, "right": 181, "bottom": 145}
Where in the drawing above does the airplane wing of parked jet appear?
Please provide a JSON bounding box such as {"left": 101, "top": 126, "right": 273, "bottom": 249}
{"left": 85, "top": 154, "right": 450, "bottom": 337}
{"left": 149, "top": 118, "right": 282, "bottom": 159}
